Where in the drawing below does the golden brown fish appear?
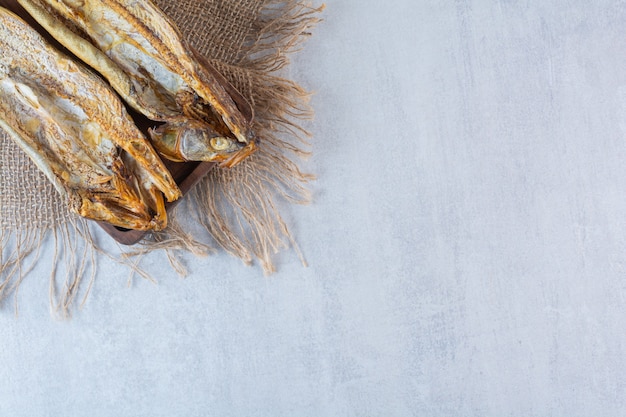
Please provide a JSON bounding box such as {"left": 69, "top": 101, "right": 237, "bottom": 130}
{"left": 0, "top": 6, "right": 181, "bottom": 230}
{"left": 18, "top": 0, "right": 257, "bottom": 166}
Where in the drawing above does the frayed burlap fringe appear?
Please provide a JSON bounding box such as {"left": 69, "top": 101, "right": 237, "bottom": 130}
{"left": 0, "top": 217, "right": 95, "bottom": 317}
{"left": 0, "top": 0, "right": 322, "bottom": 312}
{"left": 0, "top": 216, "right": 167, "bottom": 317}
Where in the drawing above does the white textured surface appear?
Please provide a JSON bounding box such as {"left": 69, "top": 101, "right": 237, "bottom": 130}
{"left": 3, "top": 0, "right": 626, "bottom": 415}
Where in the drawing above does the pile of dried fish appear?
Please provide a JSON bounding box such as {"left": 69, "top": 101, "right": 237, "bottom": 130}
{"left": 0, "top": 6, "right": 181, "bottom": 230}
{"left": 0, "top": 0, "right": 257, "bottom": 231}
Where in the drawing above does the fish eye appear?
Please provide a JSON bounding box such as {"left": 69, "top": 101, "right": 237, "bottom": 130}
{"left": 210, "top": 137, "right": 232, "bottom": 151}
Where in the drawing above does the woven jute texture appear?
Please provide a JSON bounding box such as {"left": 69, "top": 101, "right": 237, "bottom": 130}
{"left": 0, "top": 0, "right": 321, "bottom": 312}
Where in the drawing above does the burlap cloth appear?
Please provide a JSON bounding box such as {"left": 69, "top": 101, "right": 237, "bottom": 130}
{"left": 0, "top": 0, "right": 321, "bottom": 312}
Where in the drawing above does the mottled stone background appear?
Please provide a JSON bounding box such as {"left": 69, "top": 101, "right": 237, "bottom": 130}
{"left": 2, "top": 0, "right": 626, "bottom": 415}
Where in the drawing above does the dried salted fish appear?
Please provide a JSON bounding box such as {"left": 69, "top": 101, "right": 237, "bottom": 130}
{"left": 18, "top": 0, "right": 257, "bottom": 166}
{"left": 0, "top": 6, "right": 181, "bottom": 231}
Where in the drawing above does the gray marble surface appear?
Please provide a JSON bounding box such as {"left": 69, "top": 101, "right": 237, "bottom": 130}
{"left": 2, "top": 0, "right": 626, "bottom": 415}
